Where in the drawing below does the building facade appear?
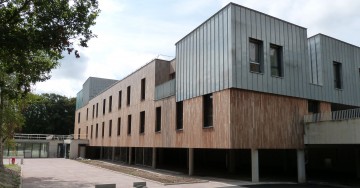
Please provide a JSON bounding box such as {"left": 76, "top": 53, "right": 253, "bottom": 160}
{"left": 74, "top": 3, "right": 360, "bottom": 183}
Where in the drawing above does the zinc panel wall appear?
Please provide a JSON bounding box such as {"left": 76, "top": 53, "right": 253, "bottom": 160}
{"left": 232, "top": 5, "right": 309, "bottom": 99}
{"left": 176, "top": 6, "right": 233, "bottom": 101}
{"left": 308, "top": 34, "right": 360, "bottom": 106}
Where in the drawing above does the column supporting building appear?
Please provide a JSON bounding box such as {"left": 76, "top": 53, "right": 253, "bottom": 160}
{"left": 297, "top": 149, "right": 306, "bottom": 183}
{"left": 128, "top": 147, "right": 132, "bottom": 165}
{"left": 112, "top": 147, "right": 115, "bottom": 161}
{"left": 251, "top": 149, "right": 259, "bottom": 182}
{"left": 188, "top": 148, "right": 194, "bottom": 176}
{"left": 152, "top": 147, "right": 157, "bottom": 169}
{"left": 100, "top": 147, "right": 103, "bottom": 159}
{"left": 228, "top": 149, "right": 236, "bottom": 173}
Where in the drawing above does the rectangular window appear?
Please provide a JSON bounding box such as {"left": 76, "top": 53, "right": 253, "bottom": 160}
{"left": 127, "top": 86, "right": 131, "bottom": 106}
{"left": 109, "top": 96, "right": 112, "bottom": 113}
{"left": 91, "top": 125, "right": 93, "bottom": 138}
{"left": 78, "top": 112, "right": 80, "bottom": 123}
{"left": 270, "top": 44, "right": 283, "bottom": 77}
{"left": 203, "top": 93, "right": 213, "bottom": 128}
{"left": 103, "top": 99, "right": 106, "bottom": 115}
{"left": 96, "top": 103, "right": 98, "bottom": 117}
{"left": 308, "top": 100, "right": 320, "bottom": 114}
{"left": 118, "top": 90, "right": 122, "bottom": 109}
{"left": 109, "top": 120, "right": 112, "bottom": 137}
{"left": 86, "top": 126, "right": 88, "bottom": 139}
{"left": 86, "top": 108, "right": 88, "bottom": 120}
{"left": 176, "top": 101, "right": 183, "bottom": 130}
{"left": 141, "top": 78, "right": 146, "bottom": 100}
{"left": 95, "top": 124, "right": 98, "bottom": 138}
{"left": 117, "top": 117, "right": 121, "bottom": 136}
{"left": 155, "top": 107, "right": 161, "bottom": 132}
{"left": 92, "top": 105, "right": 95, "bottom": 118}
{"left": 140, "top": 111, "right": 145, "bottom": 134}
{"left": 127, "top": 115, "right": 132, "bottom": 135}
{"left": 333, "top": 61, "right": 342, "bottom": 89}
{"left": 249, "top": 38, "right": 263, "bottom": 73}
{"left": 78, "top": 128, "right": 80, "bottom": 139}
{"left": 102, "top": 122, "right": 105, "bottom": 138}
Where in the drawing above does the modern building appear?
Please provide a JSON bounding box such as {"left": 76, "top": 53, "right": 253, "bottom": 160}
{"left": 74, "top": 3, "right": 360, "bottom": 183}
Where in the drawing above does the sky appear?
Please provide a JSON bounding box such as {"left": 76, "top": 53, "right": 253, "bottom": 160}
{"left": 33, "top": 0, "right": 360, "bottom": 97}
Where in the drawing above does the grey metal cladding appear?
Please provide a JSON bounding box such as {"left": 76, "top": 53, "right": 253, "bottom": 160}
{"left": 175, "top": 3, "right": 360, "bottom": 107}
{"left": 308, "top": 34, "right": 360, "bottom": 106}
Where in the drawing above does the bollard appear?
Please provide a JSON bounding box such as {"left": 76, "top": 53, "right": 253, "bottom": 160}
{"left": 11, "top": 158, "right": 15, "bottom": 164}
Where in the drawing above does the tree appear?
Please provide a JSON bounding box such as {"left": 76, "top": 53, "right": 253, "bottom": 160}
{"left": 0, "top": 0, "right": 100, "bottom": 168}
{"left": 21, "top": 93, "right": 76, "bottom": 135}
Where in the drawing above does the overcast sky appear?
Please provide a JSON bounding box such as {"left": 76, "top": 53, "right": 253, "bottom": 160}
{"left": 33, "top": 0, "right": 360, "bottom": 97}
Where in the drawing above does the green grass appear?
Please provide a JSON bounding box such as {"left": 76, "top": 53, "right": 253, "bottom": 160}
{"left": 0, "top": 164, "right": 21, "bottom": 188}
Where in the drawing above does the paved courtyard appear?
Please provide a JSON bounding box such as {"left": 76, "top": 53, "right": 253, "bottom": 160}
{"left": 20, "top": 158, "right": 344, "bottom": 188}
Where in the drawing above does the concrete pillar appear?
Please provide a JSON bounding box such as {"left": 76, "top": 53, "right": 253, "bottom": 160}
{"left": 128, "top": 147, "right": 132, "bottom": 165}
{"left": 188, "top": 148, "right": 194, "bottom": 176}
{"left": 112, "top": 147, "right": 115, "bottom": 161}
{"left": 152, "top": 147, "right": 157, "bottom": 169}
{"left": 251, "top": 149, "right": 259, "bottom": 182}
{"left": 297, "top": 149, "right": 306, "bottom": 183}
{"left": 100, "top": 147, "right": 103, "bottom": 159}
{"left": 64, "top": 144, "right": 67, "bottom": 159}
{"left": 228, "top": 150, "right": 236, "bottom": 173}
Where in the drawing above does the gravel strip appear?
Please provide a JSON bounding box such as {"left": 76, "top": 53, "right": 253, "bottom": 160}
{"left": 77, "top": 160, "right": 207, "bottom": 185}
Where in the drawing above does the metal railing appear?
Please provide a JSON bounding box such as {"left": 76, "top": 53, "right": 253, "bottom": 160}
{"left": 13, "top": 133, "right": 75, "bottom": 140}
{"left": 155, "top": 79, "right": 175, "bottom": 100}
{"left": 304, "top": 108, "right": 360, "bottom": 123}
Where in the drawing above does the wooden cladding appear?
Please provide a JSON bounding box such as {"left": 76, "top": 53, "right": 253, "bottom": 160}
{"left": 230, "top": 89, "right": 307, "bottom": 149}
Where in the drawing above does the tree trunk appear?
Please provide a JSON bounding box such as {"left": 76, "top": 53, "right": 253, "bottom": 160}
{"left": 0, "top": 138, "right": 4, "bottom": 168}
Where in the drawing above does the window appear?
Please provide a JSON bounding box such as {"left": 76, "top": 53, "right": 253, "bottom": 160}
{"left": 308, "top": 100, "right": 320, "bottom": 114}
{"left": 103, "top": 99, "right": 106, "bottom": 115}
{"left": 169, "top": 72, "right": 175, "bottom": 80}
{"left": 127, "top": 115, "right": 132, "bottom": 135}
{"left": 102, "top": 122, "right": 105, "bottom": 138}
{"left": 203, "top": 93, "right": 213, "bottom": 128}
{"left": 155, "top": 107, "right": 161, "bottom": 132}
{"left": 118, "top": 90, "right": 122, "bottom": 109}
{"left": 249, "top": 38, "right": 263, "bottom": 73}
{"left": 86, "top": 126, "right": 88, "bottom": 139}
{"left": 141, "top": 78, "right": 146, "bottom": 100}
{"left": 95, "top": 124, "right": 98, "bottom": 138}
{"left": 270, "top": 44, "right": 283, "bottom": 77}
{"left": 78, "top": 112, "right": 80, "bottom": 123}
{"left": 176, "top": 101, "right": 183, "bottom": 130}
{"left": 127, "top": 86, "right": 131, "bottom": 106}
{"left": 78, "top": 128, "right": 81, "bottom": 139}
{"left": 91, "top": 125, "right": 93, "bottom": 138}
{"left": 109, "top": 120, "right": 112, "bottom": 137}
{"left": 96, "top": 103, "right": 98, "bottom": 117}
{"left": 333, "top": 61, "right": 342, "bottom": 89}
{"left": 140, "top": 111, "right": 145, "bottom": 133}
{"left": 109, "top": 96, "right": 112, "bottom": 113}
{"left": 86, "top": 108, "right": 89, "bottom": 120}
{"left": 117, "top": 118, "right": 121, "bottom": 136}
{"left": 92, "top": 105, "right": 95, "bottom": 118}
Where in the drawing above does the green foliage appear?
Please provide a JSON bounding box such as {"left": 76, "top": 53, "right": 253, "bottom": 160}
{"left": 22, "top": 93, "right": 76, "bottom": 135}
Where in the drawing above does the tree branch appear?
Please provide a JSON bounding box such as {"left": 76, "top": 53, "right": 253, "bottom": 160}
{"left": 7, "top": 0, "right": 31, "bottom": 24}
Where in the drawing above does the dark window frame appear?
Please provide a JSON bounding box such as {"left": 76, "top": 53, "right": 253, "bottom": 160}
{"left": 109, "top": 120, "right": 112, "bottom": 137}
{"left": 333, "top": 61, "right": 342, "bottom": 89}
{"left": 95, "top": 124, "right": 98, "bottom": 138}
{"left": 86, "top": 126, "right": 88, "bottom": 139}
{"left": 141, "top": 78, "right": 146, "bottom": 101}
{"left": 203, "top": 93, "right": 213, "bottom": 128}
{"left": 78, "top": 128, "right": 81, "bottom": 139}
{"left": 78, "top": 112, "right": 80, "bottom": 123}
{"left": 103, "top": 99, "right": 106, "bottom": 115}
{"left": 86, "top": 108, "right": 88, "bottom": 120}
{"left": 118, "top": 90, "right": 122, "bottom": 109}
{"left": 176, "top": 101, "right": 183, "bottom": 130}
{"left": 249, "top": 38, "right": 263, "bottom": 73}
{"left": 109, "top": 96, "right": 112, "bottom": 113}
{"left": 96, "top": 103, "right": 98, "bottom": 117}
{"left": 155, "top": 107, "right": 161, "bottom": 132}
{"left": 92, "top": 105, "right": 95, "bottom": 119}
{"left": 127, "top": 86, "right": 131, "bottom": 106}
{"left": 102, "top": 122, "right": 105, "bottom": 138}
{"left": 139, "top": 111, "right": 145, "bottom": 134}
{"left": 117, "top": 117, "right": 121, "bottom": 136}
{"left": 127, "top": 115, "right": 132, "bottom": 135}
{"left": 270, "top": 44, "right": 283, "bottom": 77}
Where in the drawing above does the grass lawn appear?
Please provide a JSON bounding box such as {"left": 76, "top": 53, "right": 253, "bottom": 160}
{"left": 0, "top": 164, "right": 21, "bottom": 188}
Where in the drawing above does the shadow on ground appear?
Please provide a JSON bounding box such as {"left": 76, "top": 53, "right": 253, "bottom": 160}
{"left": 23, "top": 177, "right": 93, "bottom": 188}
